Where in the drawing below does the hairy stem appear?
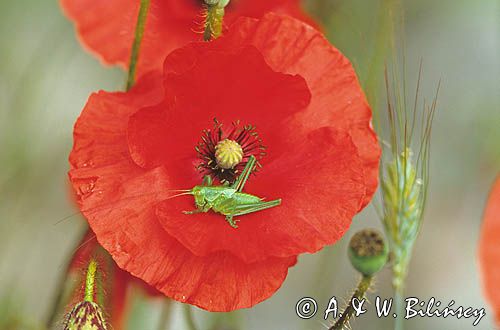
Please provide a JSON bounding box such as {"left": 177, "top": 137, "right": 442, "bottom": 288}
{"left": 329, "top": 275, "right": 372, "bottom": 330}
{"left": 126, "top": 0, "right": 151, "bottom": 90}
{"left": 84, "top": 259, "right": 98, "bottom": 302}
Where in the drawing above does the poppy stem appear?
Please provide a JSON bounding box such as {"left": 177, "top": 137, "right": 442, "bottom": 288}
{"left": 329, "top": 275, "right": 372, "bottom": 330}
{"left": 84, "top": 259, "right": 98, "bottom": 302}
{"left": 126, "top": 0, "right": 151, "bottom": 91}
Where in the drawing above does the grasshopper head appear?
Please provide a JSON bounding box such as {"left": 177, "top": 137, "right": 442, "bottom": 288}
{"left": 192, "top": 186, "right": 208, "bottom": 208}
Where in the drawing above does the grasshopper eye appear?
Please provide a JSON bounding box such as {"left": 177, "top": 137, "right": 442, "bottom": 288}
{"left": 193, "top": 188, "right": 204, "bottom": 197}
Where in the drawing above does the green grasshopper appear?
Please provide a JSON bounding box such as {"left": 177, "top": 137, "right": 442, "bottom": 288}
{"left": 177, "top": 155, "right": 281, "bottom": 228}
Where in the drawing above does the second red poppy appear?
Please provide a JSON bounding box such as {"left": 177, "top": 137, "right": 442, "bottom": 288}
{"left": 61, "top": 0, "right": 317, "bottom": 78}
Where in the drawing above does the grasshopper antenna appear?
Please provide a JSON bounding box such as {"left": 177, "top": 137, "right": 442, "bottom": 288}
{"left": 165, "top": 191, "right": 193, "bottom": 200}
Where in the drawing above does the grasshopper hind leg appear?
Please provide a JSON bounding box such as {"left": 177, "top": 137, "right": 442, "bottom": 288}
{"left": 232, "top": 155, "right": 257, "bottom": 192}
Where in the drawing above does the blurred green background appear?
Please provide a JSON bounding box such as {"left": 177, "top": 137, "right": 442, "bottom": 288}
{"left": 0, "top": 0, "right": 498, "bottom": 329}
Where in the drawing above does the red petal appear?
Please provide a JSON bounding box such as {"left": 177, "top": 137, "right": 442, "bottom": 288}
{"left": 60, "top": 0, "right": 316, "bottom": 78}
{"left": 226, "top": 0, "right": 318, "bottom": 28}
{"left": 479, "top": 175, "right": 500, "bottom": 324}
{"left": 157, "top": 127, "right": 364, "bottom": 263}
{"left": 69, "top": 71, "right": 164, "bottom": 170}
{"left": 219, "top": 13, "right": 381, "bottom": 210}
{"left": 69, "top": 83, "right": 295, "bottom": 311}
{"left": 127, "top": 46, "right": 310, "bottom": 170}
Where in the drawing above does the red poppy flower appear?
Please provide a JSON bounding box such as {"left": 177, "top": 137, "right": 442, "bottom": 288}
{"left": 479, "top": 174, "right": 500, "bottom": 324}
{"left": 60, "top": 0, "right": 317, "bottom": 78}
{"left": 68, "top": 14, "right": 380, "bottom": 311}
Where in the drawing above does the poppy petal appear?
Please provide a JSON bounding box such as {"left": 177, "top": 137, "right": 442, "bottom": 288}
{"left": 127, "top": 46, "right": 311, "bottom": 170}
{"left": 69, "top": 71, "right": 164, "bottom": 170}
{"left": 479, "top": 175, "right": 500, "bottom": 324}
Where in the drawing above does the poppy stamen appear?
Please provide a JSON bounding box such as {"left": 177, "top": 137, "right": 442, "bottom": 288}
{"left": 195, "top": 119, "right": 266, "bottom": 184}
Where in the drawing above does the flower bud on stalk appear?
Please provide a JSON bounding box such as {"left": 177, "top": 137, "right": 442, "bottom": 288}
{"left": 203, "top": 0, "right": 230, "bottom": 41}
{"left": 64, "top": 301, "right": 107, "bottom": 330}
{"left": 330, "top": 229, "right": 388, "bottom": 330}
{"left": 64, "top": 259, "right": 108, "bottom": 330}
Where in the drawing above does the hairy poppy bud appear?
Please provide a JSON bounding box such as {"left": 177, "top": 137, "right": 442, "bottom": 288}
{"left": 63, "top": 259, "right": 108, "bottom": 329}
{"left": 348, "top": 229, "right": 388, "bottom": 276}
{"left": 204, "top": 0, "right": 230, "bottom": 7}
{"left": 218, "top": 0, "right": 230, "bottom": 7}
{"left": 64, "top": 301, "right": 107, "bottom": 330}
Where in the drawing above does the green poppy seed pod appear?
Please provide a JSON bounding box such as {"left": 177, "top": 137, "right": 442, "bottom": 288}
{"left": 64, "top": 301, "right": 107, "bottom": 330}
{"left": 348, "top": 229, "right": 388, "bottom": 276}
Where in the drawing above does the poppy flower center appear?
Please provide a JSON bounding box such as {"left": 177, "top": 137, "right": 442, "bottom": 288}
{"left": 215, "top": 139, "right": 243, "bottom": 169}
{"left": 195, "top": 119, "right": 266, "bottom": 184}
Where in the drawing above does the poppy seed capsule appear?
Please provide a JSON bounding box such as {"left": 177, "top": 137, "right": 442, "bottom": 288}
{"left": 215, "top": 139, "right": 244, "bottom": 169}
{"left": 64, "top": 301, "right": 107, "bottom": 330}
{"left": 348, "top": 229, "right": 388, "bottom": 276}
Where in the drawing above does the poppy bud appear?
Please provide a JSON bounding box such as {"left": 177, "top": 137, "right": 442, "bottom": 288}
{"left": 218, "top": 0, "right": 230, "bottom": 7}
{"left": 203, "top": 0, "right": 225, "bottom": 41}
{"left": 64, "top": 301, "right": 107, "bottom": 330}
{"left": 63, "top": 259, "right": 108, "bottom": 329}
{"left": 348, "top": 229, "right": 388, "bottom": 276}
{"left": 204, "top": 0, "right": 230, "bottom": 7}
